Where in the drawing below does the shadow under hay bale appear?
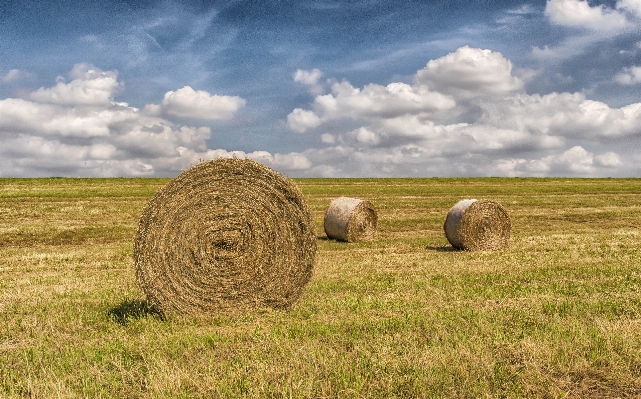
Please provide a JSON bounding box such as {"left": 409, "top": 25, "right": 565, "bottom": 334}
{"left": 444, "top": 199, "right": 511, "bottom": 251}
{"left": 425, "top": 245, "right": 460, "bottom": 252}
{"left": 134, "top": 158, "right": 317, "bottom": 316}
{"left": 324, "top": 197, "right": 377, "bottom": 242}
{"left": 108, "top": 299, "right": 164, "bottom": 325}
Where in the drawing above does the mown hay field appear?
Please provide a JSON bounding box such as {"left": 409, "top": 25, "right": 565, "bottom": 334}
{"left": 1, "top": 177, "right": 640, "bottom": 398}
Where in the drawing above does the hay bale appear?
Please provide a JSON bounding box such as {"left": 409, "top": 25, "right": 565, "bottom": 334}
{"left": 134, "top": 158, "right": 317, "bottom": 315}
{"left": 444, "top": 199, "right": 511, "bottom": 251}
{"left": 324, "top": 197, "right": 377, "bottom": 242}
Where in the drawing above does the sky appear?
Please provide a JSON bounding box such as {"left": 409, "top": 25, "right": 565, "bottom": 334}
{"left": 1, "top": 0, "right": 640, "bottom": 178}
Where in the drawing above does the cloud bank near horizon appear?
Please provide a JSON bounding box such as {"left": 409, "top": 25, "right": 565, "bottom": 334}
{"left": 287, "top": 45, "right": 641, "bottom": 177}
{"left": 0, "top": 64, "right": 308, "bottom": 177}
{"left": 2, "top": 46, "right": 640, "bottom": 178}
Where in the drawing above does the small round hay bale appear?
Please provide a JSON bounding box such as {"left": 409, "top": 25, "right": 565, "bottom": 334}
{"left": 444, "top": 199, "right": 511, "bottom": 251}
{"left": 134, "top": 158, "right": 317, "bottom": 315}
{"left": 324, "top": 197, "right": 377, "bottom": 242}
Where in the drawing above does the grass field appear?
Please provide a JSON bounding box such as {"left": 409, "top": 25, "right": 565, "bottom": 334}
{"left": 1, "top": 177, "right": 640, "bottom": 398}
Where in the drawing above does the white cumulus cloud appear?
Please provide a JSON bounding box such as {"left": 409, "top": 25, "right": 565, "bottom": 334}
{"left": 416, "top": 46, "right": 524, "bottom": 97}
{"left": 351, "top": 127, "right": 380, "bottom": 145}
{"left": 0, "top": 64, "right": 299, "bottom": 177}
{"left": 247, "top": 151, "right": 312, "bottom": 170}
{"left": 595, "top": 152, "right": 623, "bottom": 167}
{"left": 545, "top": 0, "right": 630, "bottom": 31}
{"left": 30, "top": 64, "right": 121, "bottom": 106}
{"left": 287, "top": 108, "right": 322, "bottom": 133}
{"left": 157, "top": 86, "right": 246, "bottom": 121}
{"left": 286, "top": 70, "right": 457, "bottom": 134}
{"left": 293, "top": 69, "right": 324, "bottom": 94}
{"left": 285, "top": 46, "right": 641, "bottom": 177}
{"left": 320, "top": 133, "right": 336, "bottom": 144}
{"left": 614, "top": 66, "right": 641, "bottom": 84}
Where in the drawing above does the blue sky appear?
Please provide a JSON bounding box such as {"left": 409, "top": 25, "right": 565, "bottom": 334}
{"left": 1, "top": 0, "right": 640, "bottom": 177}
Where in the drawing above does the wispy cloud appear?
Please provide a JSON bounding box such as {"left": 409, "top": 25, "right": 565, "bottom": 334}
{"left": 535, "top": 0, "right": 641, "bottom": 61}
{"left": 2, "top": 69, "right": 34, "bottom": 83}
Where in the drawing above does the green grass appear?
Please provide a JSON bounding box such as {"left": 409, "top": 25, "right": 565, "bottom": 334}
{"left": 1, "top": 177, "right": 640, "bottom": 398}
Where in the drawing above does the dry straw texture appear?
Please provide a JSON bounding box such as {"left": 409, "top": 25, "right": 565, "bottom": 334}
{"left": 444, "top": 199, "right": 511, "bottom": 251}
{"left": 134, "top": 158, "right": 316, "bottom": 315}
{"left": 324, "top": 197, "right": 377, "bottom": 242}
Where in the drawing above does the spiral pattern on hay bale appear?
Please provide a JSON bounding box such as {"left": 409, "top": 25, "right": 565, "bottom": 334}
{"left": 324, "top": 197, "right": 377, "bottom": 242}
{"left": 134, "top": 158, "right": 316, "bottom": 315}
{"left": 444, "top": 199, "right": 511, "bottom": 251}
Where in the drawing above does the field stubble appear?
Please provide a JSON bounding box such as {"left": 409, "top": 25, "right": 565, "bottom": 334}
{"left": 1, "top": 177, "right": 640, "bottom": 398}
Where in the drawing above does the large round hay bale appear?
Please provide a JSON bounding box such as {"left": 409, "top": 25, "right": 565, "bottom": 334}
{"left": 134, "top": 158, "right": 317, "bottom": 315}
{"left": 443, "top": 199, "right": 511, "bottom": 251}
{"left": 324, "top": 197, "right": 377, "bottom": 242}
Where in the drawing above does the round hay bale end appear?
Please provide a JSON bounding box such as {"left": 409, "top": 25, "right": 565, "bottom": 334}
{"left": 444, "top": 199, "right": 511, "bottom": 251}
{"left": 324, "top": 197, "right": 377, "bottom": 242}
{"left": 134, "top": 158, "right": 317, "bottom": 315}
